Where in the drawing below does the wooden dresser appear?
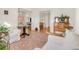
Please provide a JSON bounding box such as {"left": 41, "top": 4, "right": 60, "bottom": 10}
{"left": 54, "top": 15, "right": 70, "bottom": 37}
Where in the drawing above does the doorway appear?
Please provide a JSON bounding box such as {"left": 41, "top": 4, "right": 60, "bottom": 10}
{"left": 18, "top": 8, "right": 32, "bottom": 35}
{"left": 39, "top": 11, "right": 50, "bottom": 33}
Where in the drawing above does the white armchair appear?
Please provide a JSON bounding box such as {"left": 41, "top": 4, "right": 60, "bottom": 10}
{"left": 9, "top": 28, "right": 20, "bottom": 44}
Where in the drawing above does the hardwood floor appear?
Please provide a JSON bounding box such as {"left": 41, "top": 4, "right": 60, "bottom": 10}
{"left": 10, "top": 32, "right": 48, "bottom": 50}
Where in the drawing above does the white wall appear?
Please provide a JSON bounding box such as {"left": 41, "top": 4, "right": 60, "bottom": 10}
{"left": 44, "top": 13, "right": 50, "bottom": 28}
{"left": 50, "top": 8, "right": 76, "bottom": 33}
{"left": 75, "top": 8, "right": 79, "bottom": 35}
{"left": 0, "top": 8, "right": 18, "bottom": 28}
{"left": 31, "top": 9, "right": 40, "bottom": 30}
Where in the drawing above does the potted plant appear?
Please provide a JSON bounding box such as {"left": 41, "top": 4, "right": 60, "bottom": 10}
{"left": 60, "top": 14, "right": 65, "bottom": 22}
{"left": 0, "top": 39, "right": 7, "bottom": 50}
{"left": 0, "top": 24, "right": 10, "bottom": 50}
{"left": 59, "top": 14, "right": 70, "bottom": 23}
{"left": 0, "top": 24, "right": 9, "bottom": 32}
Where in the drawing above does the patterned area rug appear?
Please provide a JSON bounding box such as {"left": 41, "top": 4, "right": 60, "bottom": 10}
{"left": 10, "top": 32, "right": 48, "bottom": 50}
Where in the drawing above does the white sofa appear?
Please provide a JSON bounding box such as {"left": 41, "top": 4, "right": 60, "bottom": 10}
{"left": 40, "top": 29, "right": 79, "bottom": 50}
{"left": 42, "top": 35, "right": 64, "bottom": 50}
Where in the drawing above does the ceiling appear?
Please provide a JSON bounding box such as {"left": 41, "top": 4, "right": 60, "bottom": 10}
{"left": 25, "top": 8, "right": 50, "bottom": 11}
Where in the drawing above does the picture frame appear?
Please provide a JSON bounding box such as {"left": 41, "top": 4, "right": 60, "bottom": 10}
{"left": 4, "top": 10, "right": 8, "bottom": 15}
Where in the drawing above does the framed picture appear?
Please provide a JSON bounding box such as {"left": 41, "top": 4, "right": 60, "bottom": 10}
{"left": 4, "top": 10, "right": 8, "bottom": 15}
